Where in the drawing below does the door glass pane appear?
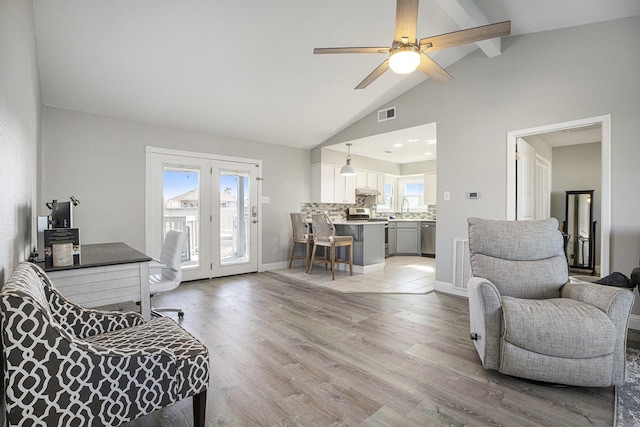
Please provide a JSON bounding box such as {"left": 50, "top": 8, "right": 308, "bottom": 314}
{"left": 163, "top": 167, "right": 200, "bottom": 269}
{"left": 220, "top": 171, "right": 250, "bottom": 265}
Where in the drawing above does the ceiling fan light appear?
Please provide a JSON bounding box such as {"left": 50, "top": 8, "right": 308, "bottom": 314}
{"left": 389, "top": 46, "right": 421, "bottom": 74}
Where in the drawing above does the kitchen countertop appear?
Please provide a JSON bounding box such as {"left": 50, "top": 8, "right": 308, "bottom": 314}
{"left": 331, "top": 220, "right": 388, "bottom": 225}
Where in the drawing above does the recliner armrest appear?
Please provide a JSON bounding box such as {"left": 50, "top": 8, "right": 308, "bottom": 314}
{"left": 468, "top": 277, "right": 503, "bottom": 370}
{"left": 562, "top": 280, "right": 635, "bottom": 385}
{"left": 561, "top": 281, "right": 634, "bottom": 316}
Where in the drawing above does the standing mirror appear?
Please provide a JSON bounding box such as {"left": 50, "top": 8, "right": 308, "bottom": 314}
{"left": 564, "top": 190, "right": 596, "bottom": 275}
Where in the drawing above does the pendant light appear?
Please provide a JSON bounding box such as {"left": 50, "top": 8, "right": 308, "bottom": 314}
{"left": 340, "top": 143, "right": 357, "bottom": 176}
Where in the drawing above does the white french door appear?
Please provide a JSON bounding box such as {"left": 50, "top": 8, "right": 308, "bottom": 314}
{"left": 146, "top": 148, "right": 261, "bottom": 281}
{"left": 212, "top": 160, "right": 259, "bottom": 277}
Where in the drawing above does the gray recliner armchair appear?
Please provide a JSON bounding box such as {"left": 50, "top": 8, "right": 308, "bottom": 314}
{"left": 467, "top": 217, "right": 634, "bottom": 386}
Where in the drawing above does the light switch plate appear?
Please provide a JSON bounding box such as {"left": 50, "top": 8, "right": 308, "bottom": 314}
{"left": 444, "top": 191, "right": 451, "bottom": 201}
{"left": 261, "top": 196, "right": 270, "bottom": 203}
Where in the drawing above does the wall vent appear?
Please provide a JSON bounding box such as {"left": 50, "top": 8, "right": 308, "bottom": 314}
{"left": 377, "top": 106, "right": 396, "bottom": 122}
{"left": 452, "top": 238, "right": 472, "bottom": 291}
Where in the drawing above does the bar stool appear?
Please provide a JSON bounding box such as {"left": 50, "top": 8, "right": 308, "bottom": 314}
{"left": 288, "top": 213, "right": 313, "bottom": 272}
{"left": 308, "top": 213, "right": 353, "bottom": 280}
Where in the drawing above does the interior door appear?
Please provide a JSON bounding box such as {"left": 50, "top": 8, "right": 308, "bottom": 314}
{"left": 534, "top": 154, "right": 551, "bottom": 220}
{"left": 212, "top": 160, "right": 259, "bottom": 277}
{"left": 516, "top": 138, "right": 535, "bottom": 221}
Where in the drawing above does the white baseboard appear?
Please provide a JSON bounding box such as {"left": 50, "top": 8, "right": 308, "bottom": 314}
{"left": 260, "top": 261, "right": 288, "bottom": 272}
{"left": 434, "top": 280, "right": 469, "bottom": 297}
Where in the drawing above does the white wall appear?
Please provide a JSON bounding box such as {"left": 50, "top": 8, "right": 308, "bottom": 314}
{"left": 40, "top": 107, "right": 310, "bottom": 265}
{"left": 0, "top": 0, "right": 41, "bottom": 283}
{"left": 316, "top": 16, "right": 640, "bottom": 290}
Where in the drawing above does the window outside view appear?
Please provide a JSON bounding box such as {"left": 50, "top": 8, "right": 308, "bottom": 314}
{"left": 163, "top": 168, "right": 251, "bottom": 269}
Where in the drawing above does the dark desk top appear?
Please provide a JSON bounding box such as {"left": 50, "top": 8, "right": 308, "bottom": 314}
{"left": 40, "top": 242, "right": 152, "bottom": 272}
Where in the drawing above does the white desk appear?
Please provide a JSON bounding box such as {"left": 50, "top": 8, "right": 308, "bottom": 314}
{"left": 41, "top": 242, "right": 152, "bottom": 320}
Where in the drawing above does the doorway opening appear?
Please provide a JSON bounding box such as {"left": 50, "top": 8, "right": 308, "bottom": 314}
{"left": 506, "top": 115, "right": 611, "bottom": 275}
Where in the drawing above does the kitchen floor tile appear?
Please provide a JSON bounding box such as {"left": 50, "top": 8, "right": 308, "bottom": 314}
{"left": 273, "top": 256, "right": 436, "bottom": 294}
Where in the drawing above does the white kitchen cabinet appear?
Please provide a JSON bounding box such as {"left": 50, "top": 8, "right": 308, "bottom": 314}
{"left": 311, "top": 163, "right": 356, "bottom": 203}
{"left": 311, "top": 164, "right": 336, "bottom": 203}
{"left": 334, "top": 168, "right": 356, "bottom": 203}
{"left": 356, "top": 171, "right": 385, "bottom": 203}
{"left": 357, "top": 171, "right": 379, "bottom": 189}
{"left": 388, "top": 222, "right": 397, "bottom": 256}
{"left": 396, "top": 221, "right": 420, "bottom": 254}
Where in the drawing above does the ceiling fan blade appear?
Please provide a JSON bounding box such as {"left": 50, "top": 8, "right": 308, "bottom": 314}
{"left": 355, "top": 60, "right": 390, "bottom": 90}
{"left": 314, "top": 47, "right": 390, "bottom": 55}
{"left": 395, "top": 0, "right": 419, "bottom": 44}
{"left": 417, "top": 54, "right": 453, "bottom": 84}
{"left": 419, "top": 21, "right": 511, "bottom": 52}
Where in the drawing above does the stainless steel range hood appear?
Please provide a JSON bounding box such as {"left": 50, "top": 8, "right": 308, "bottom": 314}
{"left": 355, "top": 187, "right": 381, "bottom": 196}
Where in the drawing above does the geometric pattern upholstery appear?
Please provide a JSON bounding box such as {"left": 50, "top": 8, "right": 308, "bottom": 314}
{"left": 467, "top": 217, "right": 635, "bottom": 386}
{"left": 1, "top": 262, "right": 209, "bottom": 427}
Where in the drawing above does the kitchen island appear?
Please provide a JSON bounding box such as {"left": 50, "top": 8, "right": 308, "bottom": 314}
{"left": 331, "top": 221, "right": 386, "bottom": 274}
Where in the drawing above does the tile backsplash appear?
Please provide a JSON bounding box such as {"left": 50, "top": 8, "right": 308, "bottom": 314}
{"left": 300, "top": 197, "right": 436, "bottom": 221}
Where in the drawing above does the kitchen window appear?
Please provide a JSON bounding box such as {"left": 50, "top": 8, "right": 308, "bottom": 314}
{"left": 377, "top": 177, "right": 395, "bottom": 212}
{"left": 398, "top": 175, "right": 427, "bottom": 211}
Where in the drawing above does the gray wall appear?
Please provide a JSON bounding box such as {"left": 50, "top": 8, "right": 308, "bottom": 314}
{"left": 0, "top": 0, "right": 41, "bottom": 283}
{"left": 316, "top": 16, "right": 640, "bottom": 289}
{"left": 40, "top": 107, "right": 310, "bottom": 265}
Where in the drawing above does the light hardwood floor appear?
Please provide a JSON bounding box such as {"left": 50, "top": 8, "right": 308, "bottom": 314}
{"left": 118, "top": 272, "right": 640, "bottom": 427}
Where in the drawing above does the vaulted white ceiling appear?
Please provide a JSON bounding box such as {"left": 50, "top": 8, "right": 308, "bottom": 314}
{"left": 33, "top": 1, "right": 640, "bottom": 151}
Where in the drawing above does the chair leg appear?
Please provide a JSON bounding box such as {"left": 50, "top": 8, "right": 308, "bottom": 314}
{"left": 308, "top": 244, "right": 318, "bottom": 274}
{"left": 331, "top": 245, "right": 336, "bottom": 280}
{"left": 349, "top": 244, "right": 353, "bottom": 276}
{"left": 288, "top": 240, "right": 297, "bottom": 269}
{"left": 193, "top": 390, "right": 207, "bottom": 427}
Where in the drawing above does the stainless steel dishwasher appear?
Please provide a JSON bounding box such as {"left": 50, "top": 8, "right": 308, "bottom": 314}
{"left": 421, "top": 222, "right": 436, "bottom": 257}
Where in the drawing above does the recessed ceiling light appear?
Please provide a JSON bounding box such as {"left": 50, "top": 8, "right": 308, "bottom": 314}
{"left": 408, "top": 138, "right": 420, "bottom": 142}
{"left": 425, "top": 139, "right": 437, "bottom": 145}
{"left": 425, "top": 152, "right": 432, "bottom": 156}
{"left": 393, "top": 143, "right": 403, "bottom": 148}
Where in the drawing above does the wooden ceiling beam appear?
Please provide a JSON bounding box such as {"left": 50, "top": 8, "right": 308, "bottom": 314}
{"left": 435, "top": 0, "right": 504, "bottom": 58}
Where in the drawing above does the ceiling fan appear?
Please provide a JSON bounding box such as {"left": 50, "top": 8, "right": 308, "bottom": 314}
{"left": 314, "top": 0, "right": 511, "bottom": 89}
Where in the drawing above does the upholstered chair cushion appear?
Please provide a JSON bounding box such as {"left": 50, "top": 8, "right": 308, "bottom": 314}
{"left": 1, "top": 262, "right": 209, "bottom": 426}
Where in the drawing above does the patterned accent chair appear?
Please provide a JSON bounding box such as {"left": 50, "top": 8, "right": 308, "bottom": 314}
{"left": 1, "top": 262, "right": 209, "bottom": 427}
{"left": 467, "top": 217, "right": 634, "bottom": 386}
